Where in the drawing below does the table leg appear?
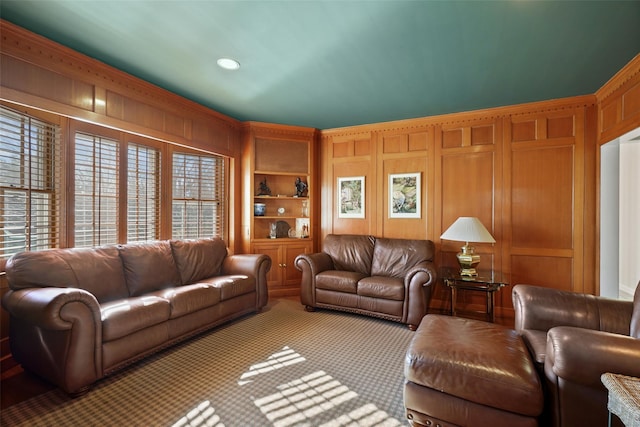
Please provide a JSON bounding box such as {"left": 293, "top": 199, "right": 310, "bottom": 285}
{"left": 487, "top": 291, "right": 495, "bottom": 323}
{"left": 450, "top": 286, "right": 457, "bottom": 317}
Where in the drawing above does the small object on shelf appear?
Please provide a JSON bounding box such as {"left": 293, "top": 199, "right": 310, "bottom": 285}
{"left": 301, "top": 199, "right": 309, "bottom": 217}
{"left": 254, "top": 203, "right": 266, "bottom": 216}
{"left": 295, "top": 177, "right": 308, "bottom": 197}
{"left": 277, "top": 207, "right": 285, "bottom": 216}
{"left": 296, "top": 218, "right": 310, "bottom": 238}
{"left": 275, "top": 220, "right": 290, "bottom": 238}
{"left": 258, "top": 178, "right": 271, "bottom": 196}
{"left": 269, "top": 223, "right": 277, "bottom": 239}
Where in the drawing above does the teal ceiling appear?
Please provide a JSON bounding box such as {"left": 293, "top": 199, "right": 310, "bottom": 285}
{"left": 1, "top": 1, "right": 639, "bottom": 129}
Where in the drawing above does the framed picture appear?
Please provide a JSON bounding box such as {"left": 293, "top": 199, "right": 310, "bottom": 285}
{"left": 389, "top": 172, "right": 421, "bottom": 218}
{"left": 338, "top": 176, "right": 365, "bottom": 218}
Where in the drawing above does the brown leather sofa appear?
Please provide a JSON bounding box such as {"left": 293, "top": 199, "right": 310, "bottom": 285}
{"left": 294, "top": 234, "right": 437, "bottom": 329}
{"left": 2, "top": 238, "right": 271, "bottom": 395}
{"left": 512, "top": 282, "right": 640, "bottom": 427}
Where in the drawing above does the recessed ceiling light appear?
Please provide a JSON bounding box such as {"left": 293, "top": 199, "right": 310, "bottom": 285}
{"left": 217, "top": 58, "right": 240, "bottom": 70}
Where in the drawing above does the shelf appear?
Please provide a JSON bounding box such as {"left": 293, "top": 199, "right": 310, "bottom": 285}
{"left": 254, "top": 237, "right": 311, "bottom": 243}
{"left": 255, "top": 170, "right": 306, "bottom": 176}
{"left": 254, "top": 216, "right": 308, "bottom": 220}
{"left": 254, "top": 195, "right": 308, "bottom": 200}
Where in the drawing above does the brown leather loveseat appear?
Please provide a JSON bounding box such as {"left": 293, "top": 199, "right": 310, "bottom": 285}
{"left": 512, "top": 282, "right": 640, "bottom": 427}
{"left": 2, "top": 238, "right": 271, "bottom": 395}
{"left": 295, "top": 234, "right": 437, "bottom": 329}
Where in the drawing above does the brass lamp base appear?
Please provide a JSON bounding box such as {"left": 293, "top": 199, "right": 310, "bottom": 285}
{"left": 457, "top": 243, "right": 480, "bottom": 277}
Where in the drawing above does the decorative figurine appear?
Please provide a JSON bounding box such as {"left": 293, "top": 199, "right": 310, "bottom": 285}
{"left": 295, "top": 177, "right": 308, "bottom": 197}
{"left": 258, "top": 178, "right": 271, "bottom": 196}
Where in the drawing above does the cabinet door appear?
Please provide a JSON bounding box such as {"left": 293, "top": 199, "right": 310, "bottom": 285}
{"left": 252, "top": 243, "right": 282, "bottom": 290}
{"left": 283, "top": 241, "right": 312, "bottom": 289}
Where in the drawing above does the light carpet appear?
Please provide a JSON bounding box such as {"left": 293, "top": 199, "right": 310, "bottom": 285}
{"left": 1, "top": 298, "right": 416, "bottom": 426}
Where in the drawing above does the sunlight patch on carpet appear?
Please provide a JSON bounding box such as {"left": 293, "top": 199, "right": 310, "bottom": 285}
{"left": 238, "top": 346, "right": 306, "bottom": 385}
{"left": 252, "top": 368, "right": 402, "bottom": 426}
{"left": 172, "top": 400, "right": 225, "bottom": 427}
{"left": 319, "top": 403, "right": 403, "bottom": 427}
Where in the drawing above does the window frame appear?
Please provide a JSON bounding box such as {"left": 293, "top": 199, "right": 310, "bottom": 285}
{"left": 0, "top": 105, "right": 62, "bottom": 262}
{"left": 170, "top": 145, "right": 228, "bottom": 241}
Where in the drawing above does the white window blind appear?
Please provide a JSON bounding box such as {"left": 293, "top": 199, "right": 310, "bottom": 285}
{"left": 74, "top": 132, "right": 119, "bottom": 247}
{"left": 127, "top": 143, "right": 160, "bottom": 242}
{"left": 0, "top": 106, "right": 61, "bottom": 259}
{"left": 172, "top": 152, "right": 225, "bottom": 239}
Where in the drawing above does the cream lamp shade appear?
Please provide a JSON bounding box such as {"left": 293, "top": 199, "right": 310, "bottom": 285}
{"left": 440, "top": 217, "right": 495, "bottom": 276}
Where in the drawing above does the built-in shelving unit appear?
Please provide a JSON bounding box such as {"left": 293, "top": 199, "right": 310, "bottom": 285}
{"left": 241, "top": 122, "right": 317, "bottom": 297}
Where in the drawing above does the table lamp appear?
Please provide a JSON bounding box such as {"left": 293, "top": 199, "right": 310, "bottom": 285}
{"left": 440, "top": 217, "right": 496, "bottom": 277}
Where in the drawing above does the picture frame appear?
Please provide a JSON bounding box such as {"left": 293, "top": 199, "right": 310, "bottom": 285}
{"left": 338, "top": 176, "right": 365, "bottom": 218}
{"left": 389, "top": 172, "right": 421, "bottom": 218}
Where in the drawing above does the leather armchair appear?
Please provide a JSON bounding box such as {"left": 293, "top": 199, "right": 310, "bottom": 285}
{"left": 512, "top": 282, "right": 640, "bottom": 427}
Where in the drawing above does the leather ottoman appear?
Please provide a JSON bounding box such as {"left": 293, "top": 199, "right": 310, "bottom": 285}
{"left": 404, "top": 315, "right": 543, "bottom": 427}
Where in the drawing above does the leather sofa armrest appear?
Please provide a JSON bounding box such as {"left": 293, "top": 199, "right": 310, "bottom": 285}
{"left": 2, "top": 287, "right": 100, "bottom": 330}
{"left": 1, "top": 287, "right": 102, "bottom": 395}
{"left": 405, "top": 261, "right": 437, "bottom": 287}
{"left": 404, "top": 261, "right": 438, "bottom": 328}
{"left": 545, "top": 326, "right": 640, "bottom": 388}
{"left": 222, "top": 254, "right": 271, "bottom": 309}
{"left": 295, "top": 252, "right": 334, "bottom": 307}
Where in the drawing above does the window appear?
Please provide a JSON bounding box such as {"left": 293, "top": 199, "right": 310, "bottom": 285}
{"left": 172, "top": 152, "right": 225, "bottom": 239}
{"left": 0, "top": 106, "right": 61, "bottom": 260}
{"left": 74, "top": 132, "right": 119, "bottom": 247}
{"left": 128, "top": 143, "right": 160, "bottom": 242}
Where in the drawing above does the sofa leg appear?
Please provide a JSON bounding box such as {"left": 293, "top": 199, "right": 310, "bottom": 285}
{"left": 67, "top": 385, "right": 91, "bottom": 398}
{"left": 408, "top": 324, "right": 417, "bottom": 331}
{"left": 305, "top": 306, "right": 316, "bottom": 312}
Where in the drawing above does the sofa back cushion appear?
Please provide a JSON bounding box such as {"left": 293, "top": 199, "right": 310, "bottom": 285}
{"left": 6, "top": 246, "right": 129, "bottom": 303}
{"left": 371, "top": 238, "right": 435, "bottom": 279}
{"left": 170, "top": 238, "right": 227, "bottom": 285}
{"left": 323, "top": 234, "right": 375, "bottom": 275}
{"left": 119, "top": 240, "right": 181, "bottom": 296}
{"left": 631, "top": 281, "right": 640, "bottom": 338}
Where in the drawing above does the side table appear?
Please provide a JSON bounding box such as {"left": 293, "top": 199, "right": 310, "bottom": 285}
{"left": 441, "top": 268, "right": 507, "bottom": 323}
{"left": 601, "top": 373, "right": 640, "bottom": 427}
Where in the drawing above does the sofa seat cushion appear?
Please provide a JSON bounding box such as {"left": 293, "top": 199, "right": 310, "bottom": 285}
{"left": 405, "top": 315, "right": 543, "bottom": 417}
{"left": 207, "top": 275, "right": 255, "bottom": 301}
{"left": 149, "top": 284, "right": 221, "bottom": 319}
{"left": 101, "top": 296, "right": 170, "bottom": 342}
{"left": 316, "top": 270, "right": 366, "bottom": 293}
{"left": 358, "top": 276, "right": 404, "bottom": 301}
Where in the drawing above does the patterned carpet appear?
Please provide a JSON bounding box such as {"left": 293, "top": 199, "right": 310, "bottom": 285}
{"left": 1, "top": 298, "right": 415, "bottom": 426}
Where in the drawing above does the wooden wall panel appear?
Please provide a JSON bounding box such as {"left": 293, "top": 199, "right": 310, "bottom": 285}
{"left": 511, "top": 146, "right": 574, "bottom": 249}
{"left": 596, "top": 53, "right": 640, "bottom": 144}
{"left": 377, "top": 128, "right": 431, "bottom": 239}
{"left": 1, "top": 54, "right": 94, "bottom": 111}
{"left": 440, "top": 151, "right": 496, "bottom": 240}
{"left": 505, "top": 109, "right": 587, "bottom": 296}
{"left": 623, "top": 81, "right": 640, "bottom": 120}
{"left": 511, "top": 255, "right": 574, "bottom": 292}
{"left": 471, "top": 125, "right": 494, "bottom": 146}
{"left": 320, "top": 131, "right": 375, "bottom": 238}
